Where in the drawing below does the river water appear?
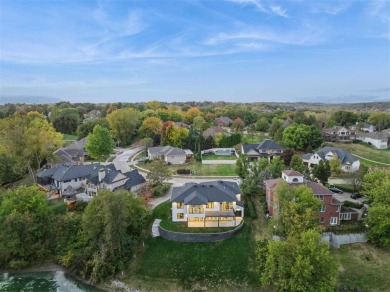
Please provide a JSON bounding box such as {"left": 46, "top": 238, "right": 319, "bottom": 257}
{"left": 0, "top": 271, "right": 102, "bottom": 291}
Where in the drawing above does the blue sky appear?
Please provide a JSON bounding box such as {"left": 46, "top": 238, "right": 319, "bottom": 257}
{"left": 0, "top": 0, "right": 389, "bottom": 103}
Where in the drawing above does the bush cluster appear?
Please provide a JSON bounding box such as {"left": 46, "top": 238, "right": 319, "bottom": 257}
{"left": 246, "top": 198, "right": 257, "bottom": 219}
{"left": 343, "top": 200, "right": 364, "bottom": 209}
{"left": 177, "top": 169, "right": 191, "bottom": 174}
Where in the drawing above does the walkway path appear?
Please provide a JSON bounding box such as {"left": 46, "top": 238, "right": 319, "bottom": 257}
{"left": 152, "top": 219, "right": 161, "bottom": 237}
{"left": 351, "top": 153, "right": 390, "bottom": 166}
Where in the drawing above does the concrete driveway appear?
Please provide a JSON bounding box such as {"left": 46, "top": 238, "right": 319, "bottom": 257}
{"left": 112, "top": 146, "right": 144, "bottom": 173}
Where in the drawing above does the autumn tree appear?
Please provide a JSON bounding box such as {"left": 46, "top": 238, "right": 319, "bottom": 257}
{"left": 184, "top": 107, "right": 201, "bottom": 124}
{"left": 231, "top": 117, "right": 245, "bottom": 132}
{"left": 107, "top": 108, "right": 139, "bottom": 146}
{"left": 192, "top": 116, "right": 207, "bottom": 132}
{"left": 161, "top": 123, "right": 189, "bottom": 148}
{"left": 139, "top": 117, "right": 163, "bottom": 138}
{"left": 85, "top": 125, "right": 115, "bottom": 161}
{"left": 0, "top": 112, "right": 63, "bottom": 181}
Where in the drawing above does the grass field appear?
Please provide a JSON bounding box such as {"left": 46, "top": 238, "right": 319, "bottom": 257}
{"left": 123, "top": 204, "right": 262, "bottom": 291}
{"left": 332, "top": 243, "right": 390, "bottom": 291}
{"left": 201, "top": 154, "right": 237, "bottom": 160}
{"left": 242, "top": 132, "right": 268, "bottom": 144}
{"left": 62, "top": 134, "right": 78, "bottom": 141}
{"left": 140, "top": 160, "right": 237, "bottom": 176}
{"left": 327, "top": 142, "right": 390, "bottom": 166}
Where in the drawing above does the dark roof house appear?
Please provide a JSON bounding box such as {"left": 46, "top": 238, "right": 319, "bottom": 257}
{"left": 241, "top": 139, "right": 284, "bottom": 160}
{"left": 53, "top": 137, "right": 88, "bottom": 164}
{"left": 215, "top": 116, "right": 233, "bottom": 126}
{"left": 202, "top": 126, "right": 229, "bottom": 138}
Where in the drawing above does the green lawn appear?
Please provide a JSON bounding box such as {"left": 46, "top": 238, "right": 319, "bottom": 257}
{"left": 156, "top": 201, "right": 236, "bottom": 233}
{"left": 140, "top": 160, "right": 237, "bottom": 176}
{"left": 242, "top": 132, "right": 268, "bottom": 144}
{"left": 128, "top": 221, "right": 261, "bottom": 291}
{"left": 327, "top": 142, "right": 390, "bottom": 166}
{"left": 201, "top": 154, "right": 237, "bottom": 160}
{"left": 332, "top": 243, "right": 390, "bottom": 291}
{"left": 62, "top": 134, "right": 78, "bottom": 141}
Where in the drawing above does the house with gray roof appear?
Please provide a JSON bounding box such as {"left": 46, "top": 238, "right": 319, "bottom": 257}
{"left": 170, "top": 181, "right": 244, "bottom": 227}
{"left": 215, "top": 116, "right": 233, "bottom": 127}
{"left": 53, "top": 137, "right": 88, "bottom": 164}
{"left": 302, "top": 147, "right": 360, "bottom": 172}
{"left": 323, "top": 126, "right": 355, "bottom": 143}
{"left": 37, "top": 163, "right": 145, "bottom": 197}
{"left": 241, "top": 139, "right": 285, "bottom": 161}
{"left": 355, "top": 131, "right": 389, "bottom": 149}
{"left": 202, "top": 126, "right": 229, "bottom": 138}
{"left": 148, "top": 145, "right": 192, "bottom": 165}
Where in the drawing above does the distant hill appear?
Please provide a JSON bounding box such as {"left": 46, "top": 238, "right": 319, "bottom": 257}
{"left": 0, "top": 95, "right": 61, "bottom": 104}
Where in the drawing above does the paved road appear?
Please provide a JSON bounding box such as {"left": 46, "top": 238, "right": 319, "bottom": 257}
{"left": 112, "top": 146, "right": 144, "bottom": 173}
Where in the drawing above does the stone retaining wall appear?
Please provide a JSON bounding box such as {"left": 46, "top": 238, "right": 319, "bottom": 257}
{"left": 322, "top": 232, "right": 368, "bottom": 249}
{"left": 159, "top": 221, "right": 244, "bottom": 242}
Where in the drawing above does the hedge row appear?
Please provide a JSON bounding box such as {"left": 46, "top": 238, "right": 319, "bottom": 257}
{"left": 246, "top": 198, "right": 257, "bottom": 219}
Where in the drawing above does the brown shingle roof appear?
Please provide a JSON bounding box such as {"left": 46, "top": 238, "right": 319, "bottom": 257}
{"left": 283, "top": 170, "right": 303, "bottom": 176}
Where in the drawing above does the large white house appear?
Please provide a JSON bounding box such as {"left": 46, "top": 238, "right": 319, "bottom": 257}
{"left": 303, "top": 147, "right": 360, "bottom": 172}
{"left": 355, "top": 131, "right": 389, "bottom": 149}
{"left": 170, "top": 181, "right": 244, "bottom": 227}
{"left": 148, "top": 145, "right": 192, "bottom": 165}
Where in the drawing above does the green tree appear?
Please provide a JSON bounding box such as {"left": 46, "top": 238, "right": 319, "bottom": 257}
{"left": 107, "top": 108, "right": 139, "bottom": 146}
{"left": 255, "top": 117, "right": 269, "bottom": 132}
{"left": 236, "top": 154, "right": 249, "bottom": 179}
{"left": 269, "top": 117, "right": 282, "bottom": 139}
{"left": 140, "top": 137, "right": 154, "bottom": 150}
{"left": 0, "top": 154, "right": 26, "bottom": 185}
{"left": 63, "top": 190, "right": 148, "bottom": 282}
{"left": 139, "top": 116, "right": 163, "bottom": 138}
{"left": 147, "top": 160, "right": 172, "bottom": 186}
{"left": 329, "top": 154, "right": 341, "bottom": 176}
{"left": 283, "top": 123, "right": 323, "bottom": 151}
{"left": 364, "top": 171, "right": 390, "bottom": 247}
{"left": 85, "top": 125, "right": 115, "bottom": 161}
{"left": 290, "top": 155, "right": 305, "bottom": 173}
{"left": 50, "top": 107, "right": 80, "bottom": 134}
{"left": 261, "top": 229, "right": 337, "bottom": 292}
{"left": 161, "top": 123, "right": 189, "bottom": 148}
{"left": 76, "top": 118, "right": 109, "bottom": 139}
{"left": 269, "top": 156, "right": 285, "bottom": 178}
{"left": 192, "top": 116, "right": 206, "bottom": 132}
{"left": 331, "top": 110, "right": 358, "bottom": 127}
{"left": 231, "top": 117, "right": 245, "bottom": 132}
{"left": 312, "top": 160, "right": 331, "bottom": 184}
{"left": 0, "top": 186, "right": 52, "bottom": 268}
{"left": 368, "top": 112, "right": 390, "bottom": 131}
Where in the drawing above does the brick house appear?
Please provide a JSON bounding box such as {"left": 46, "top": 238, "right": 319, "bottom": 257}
{"left": 264, "top": 170, "right": 341, "bottom": 226}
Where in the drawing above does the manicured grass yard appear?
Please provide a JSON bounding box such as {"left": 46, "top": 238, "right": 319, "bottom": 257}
{"left": 201, "top": 154, "right": 237, "bottom": 160}
{"left": 140, "top": 160, "right": 237, "bottom": 176}
{"left": 328, "top": 142, "right": 390, "bottom": 166}
{"left": 242, "top": 132, "right": 268, "bottom": 144}
{"left": 62, "top": 134, "right": 78, "bottom": 141}
{"left": 332, "top": 243, "right": 390, "bottom": 291}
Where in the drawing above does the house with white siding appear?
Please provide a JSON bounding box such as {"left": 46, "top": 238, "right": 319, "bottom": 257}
{"left": 170, "top": 181, "right": 244, "bottom": 227}
{"left": 355, "top": 131, "right": 389, "bottom": 149}
{"left": 303, "top": 147, "right": 360, "bottom": 172}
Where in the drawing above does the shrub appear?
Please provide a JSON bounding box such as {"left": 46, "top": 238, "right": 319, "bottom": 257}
{"left": 246, "top": 198, "right": 257, "bottom": 219}
{"left": 343, "top": 200, "right": 364, "bottom": 209}
{"left": 49, "top": 202, "right": 67, "bottom": 215}
{"left": 177, "top": 169, "right": 191, "bottom": 175}
{"left": 152, "top": 183, "right": 171, "bottom": 197}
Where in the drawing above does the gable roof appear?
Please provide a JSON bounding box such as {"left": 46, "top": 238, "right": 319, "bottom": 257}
{"left": 53, "top": 137, "right": 88, "bottom": 164}
{"left": 265, "top": 178, "right": 334, "bottom": 195}
{"left": 315, "top": 147, "right": 358, "bottom": 164}
{"left": 148, "top": 145, "right": 187, "bottom": 156}
{"left": 256, "top": 139, "right": 284, "bottom": 150}
{"left": 123, "top": 170, "right": 146, "bottom": 189}
{"left": 356, "top": 131, "right": 389, "bottom": 140}
{"left": 215, "top": 116, "right": 233, "bottom": 125}
{"left": 282, "top": 170, "right": 303, "bottom": 176}
{"left": 202, "top": 126, "right": 228, "bottom": 137}
{"left": 171, "top": 181, "right": 241, "bottom": 203}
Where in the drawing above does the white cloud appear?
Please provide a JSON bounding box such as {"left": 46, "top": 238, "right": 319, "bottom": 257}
{"left": 226, "top": 0, "right": 288, "bottom": 18}
{"left": 310, "top": 1, "right": 352, "bottom": 15}
{"left": 367, "top": 0, "right": 390, "bottom": 23}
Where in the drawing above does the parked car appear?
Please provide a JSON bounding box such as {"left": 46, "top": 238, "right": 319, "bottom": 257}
{"left": 350, "top": 193, "right": 363, "bottom": 199}
{"left": 328, "top": 186, "right": 343, "bottom": 194}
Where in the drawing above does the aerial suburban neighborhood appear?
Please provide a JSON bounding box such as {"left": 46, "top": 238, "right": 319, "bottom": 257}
{"left": 0, "top": 0, "right": 389, "bottom": 291}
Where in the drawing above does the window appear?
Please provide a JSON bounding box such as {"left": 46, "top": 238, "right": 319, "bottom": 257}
{"left": 189, "top": 206, "right": 204, "bottom": 214}
{"left": 207, "top": 202, "right": 214, "bottom": 209}
{"left": 188, "top": 217, "right": 203, "bottom": 222}
{"left": 292, "top": 178, "right": 299, "bottom": 182}
{"left": 320, "top": 205, "right": 326, "bottom": 212}
{"left": 318, "top": 195, "right": 324, "bottom": 201}
{"left": 341, "top": 213, "right": 351, "bottom": 220}
{"left": 177, "top": 213, "right": 184, "bottom": 219}
{"left": 177, "top": 203, "right": 184, "bottom": 209}
{"left": 330, "top": 217, "right": 338, "bottom": 225}
{"left": 320, "top": 217, "right": 325, "bottom": 223}
{"left": 336, "top": 205, "right": 340, "bottom": 212}
{"left": 221, "top": 202, "right": 233, "bottom": 211}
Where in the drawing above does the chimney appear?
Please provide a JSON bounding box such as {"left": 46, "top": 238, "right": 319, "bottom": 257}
{"left": 98, "top": 168, "right": 106, "bottom": 182}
